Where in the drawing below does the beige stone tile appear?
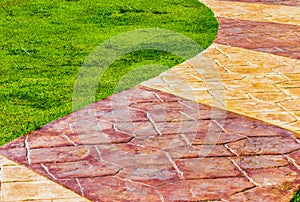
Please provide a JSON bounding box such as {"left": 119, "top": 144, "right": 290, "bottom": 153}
{"left": 284, "top": 73, "right": 300, "bottom": 81}
{"left": 199, "top": 0, "right": 300, "bottom": 26}
{"left": 249, "top": 91, "right": 291, "bottom": 102}
{"left": 2, "top": 180, "right": 81, "bottom": 201}
{"left": 1, "top": 165, "right": 45, "bottom": 182}
{"left": 254, "top": 112, "right": 297, "bottom": 126}
{"left": 278, "top": 99, "right": 300, "bottom": 111}
{"left": 226, "top": 99, "right": 284, "bottom": 112}
{"left": 282, "top": 88, "right": 300, "bottom": 97}
{"left": 0, "top": 156, "right": 17, "bottom": 166}
{"left": 0, "top": 155, "right": 90, "bottom": 201}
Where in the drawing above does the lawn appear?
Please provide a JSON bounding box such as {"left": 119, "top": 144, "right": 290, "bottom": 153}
{"left": 0, "top": 0, "right": 219, "bottom": 145}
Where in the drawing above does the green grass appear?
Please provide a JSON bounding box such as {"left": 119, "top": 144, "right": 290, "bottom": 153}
{"left": 292, "top": 189, "right": 300, "bottom": 201}
{"left": 0, "top": 0, "right": 219, "bottom": 145}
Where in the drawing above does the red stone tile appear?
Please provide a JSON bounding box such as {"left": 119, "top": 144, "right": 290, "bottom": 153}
{"left": 216, "top": 18, "right": 300, "bottom": 59}
{"left": 232, "top": 155, "right": 289, "bottom": 169}
{"left": 115, "top": 120, "right": 157, "bottom": 136}
{"left": 189, "top": 132, "right": 246, "bottom": 145}
{"left": 176, "top": 157, "right": 241, "bottom": 179}
{"left": 225, "top": 187, "right": 293, "bottom": 202}
{"left": 68, "top": 119, "right": 134, "bottom": 145}
{"left": 95, "top": 107, "right": 148, "bottom": 122}
{"left": 27, "top": 131, "right": 74, "bottom": 149}
{"left": 218, "top": 0, "right": 300, "bottom": 7}
{"left": 39, "top": 160, "right": 121, "bottom": 179}
{"left": 223, "top": 117, "right": 293, "bottom": 137}
{"left": 226, "top": 136, "right": 300, "bottom": 155}
{"left": 28, "top": 145, "right": 98, "bottom": 164}
{"left": 131, "top": 134, "right": 188, "bottom": 151}
{"left": 170, "top": 144, "right": 234, "bottom": 159}
{"left": 77, "top": 176, "right": 162, "bottom": 201}
{"left": 158, "top": 177, "right": 254, "bottom": 201}
{"left": 117, "top": 164, "right": 180, "bottom": 186}
{"left": 245, "top": 165, "right": 300, "bottom": 190}
{"left": 96, "top": 144, "right": 171, "bottom": 167}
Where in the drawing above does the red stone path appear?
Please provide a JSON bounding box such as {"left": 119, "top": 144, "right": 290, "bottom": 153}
{"left": 0, "top": 0, "right": 300, "bottom": 201}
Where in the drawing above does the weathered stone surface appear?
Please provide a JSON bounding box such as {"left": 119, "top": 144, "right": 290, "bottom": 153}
{"left": 246, "top": 166, "right": 300, "bottom": 190}
{"left": 226, "top": 136, "right": 300, "bottom": 155}
{"left": 117, "top": 164, "right": 179, "bottom": 186}
{"left": 39, "top": 160, "right": 121, "bottom": 179}
{"left": 77, "top": 176, "right": 162, "bottom": 201}
{"left": 225, "top": 187, "right": 293, "bottom": 202}
{"left": 96, "top": 143, "right": 170, "bottom": 167}
{"left": 158, "top": 177, "right": 254, "bottom": 201}
{"left": 176, "top": 157, "right": 241, "bottom": 179}
{"left": 232, "top": 155, "right": 289, "bottom": 169}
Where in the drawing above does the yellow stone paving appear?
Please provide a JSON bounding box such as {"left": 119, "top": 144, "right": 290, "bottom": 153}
{"left": 141, "top": 44, "right": 300, "bottom": 136}
{"left": 199, "top": 0, "right": 300, "bottom": 26}
{"left": 0, "top": 155, "right": 90, "bottom": 202}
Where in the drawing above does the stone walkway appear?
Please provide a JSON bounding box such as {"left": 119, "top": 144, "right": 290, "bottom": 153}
{"left": 0, "top": 0, "right": 299, "bottom": 201}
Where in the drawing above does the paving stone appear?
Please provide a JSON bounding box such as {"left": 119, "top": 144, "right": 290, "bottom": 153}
{"left": 96, "top": 143, "right": 171, "bottom": 167}
{"left": 226, "top": 136, "right": 300, "bottom": 155}
{"left": 77, "top": 176, "right": 162, "bottom": 201}
{"left": 176, "top": 157, "right": 241, "bottom": 179}
{"left": 225, "top": 187, "right": 293, "bottom": 202}
{"left": 170, "top": 144, "right": 234, "bottom": 159}
{"left": 27, "top": 146, "right": 98, "bottom": 164}
{"left": 117, "top": 164, "right": 179, "bottom": 186}
{"left": 1, "top": 180, "right": 85, "bottom": 201}
{"left": 232, "top": 155, "right": 289, "bottom": 170}
{"left": 245, "top": 165, "right": 300, "bottom": 190}
{"left": 158, "top": 177, "right": 254, "bottom": 201}
{"left": 36, "top": 160, "right": 121, "bottom": 179}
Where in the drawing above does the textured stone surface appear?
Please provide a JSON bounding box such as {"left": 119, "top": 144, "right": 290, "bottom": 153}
{"left": 1, "top": 86, "right": 299, "bottom": 201}
{"left": 216, "top": 17, "right": 300, "bottom": 59}
{"left": 0, "top": 0, "right": 300, "bottom": 201}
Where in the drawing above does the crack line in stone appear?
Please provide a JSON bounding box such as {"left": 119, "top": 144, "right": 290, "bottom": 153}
{"left": 179, "top": 133, "right": 192, "bottom": 146}
{"left": 155, "top": 189, "right": 165, "bottom": 202}
{"left": 94, "top": 145, "right": 103, "bottom": 161}
{"left": 61, "top": 133, "right": 77, "bottom": 146}
{"left": 179, "top": 111, "right": 197, "bottom": 121}
{"left": 224, "top": 144, "right": 239, "bottom": 156}
{"left": 68, "top": 122, "right": 74, "bottom": 133}
{"left": 228, "top": 157, "right": 260, "bottom": 187}
{"left": 285, "top": 155, "right": 300, "bottom": 170}
{"left": 24, "top": 135, "right": 31, "bottom": 165}
{"left": 165, "top": 152, "right": 184, "bottom": 180}
{"left": 178, "top": 100, "right": 196, "bottom": 111}
{"left": 41, "top": 163, "right": 58, "bottom": 180}
{"left": 146, "top": 112, "right": 162, "bottom": 136}
{"left": 75, "top": 178, "right": 85, "bottom": 197}
{"left": 154, "top": 92, "right": 164, "bottom": 102}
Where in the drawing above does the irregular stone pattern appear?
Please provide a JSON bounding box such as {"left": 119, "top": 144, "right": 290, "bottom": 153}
{"left": 1, "top": 86, "right": 300, "bottom": 201}
{"left": 216, "top": 17, "right": 300, "bottom": 59}
{"left": 142, "top": 44, "right": 300, "bottom": 136}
